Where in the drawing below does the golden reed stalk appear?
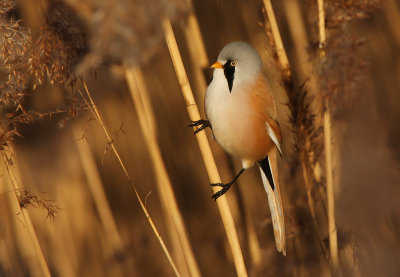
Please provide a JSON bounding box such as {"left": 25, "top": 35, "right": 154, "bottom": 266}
{"left": 1, "top": 150, "right": 51, "bottom": 277}
{"left": 317, "top": 0, "right": 340, "bottom": 274}
{"left": 125, "top": 67, "right": 201, "bottom": 277}
{"left": 323, "top": 104, "right": 339, "bottom": 275}
{"left": 162, "top": 18, "right": 248, "bottom": 277}
{"left": 263, "top": 0, "right": 291, "bottom": 77}
{"left": 79, "top": 81, "right": 181, "bottom": 277}
{"left": 73, "top": 126, "right": 125, "bottom": 277}
{"left": 182, "top": 12, "right": 209, "bottom": 105}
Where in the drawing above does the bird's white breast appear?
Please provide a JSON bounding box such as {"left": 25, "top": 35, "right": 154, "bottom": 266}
{"left": 205, "top": 69, "right": 259, "bottom": 163}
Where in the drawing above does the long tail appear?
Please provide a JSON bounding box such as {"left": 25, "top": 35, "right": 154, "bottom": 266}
{"left": 258, "top": 149, "right": 286, "bottom": 255}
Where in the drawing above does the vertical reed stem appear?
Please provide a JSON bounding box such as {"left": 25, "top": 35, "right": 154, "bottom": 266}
{"left": 125, "top": 67, "right": 201, "bottom": 277}
{"left": 301, "top": 160, "right": 329, "bottom": 261}
{"left": 162, "top": 18, "right": 248, "bottom": 277}
{"left": 284, "top": 0, "right": 311, "bottom": 81}
{"left": 317, "top": 0, "right": 339, "bottom": 274}
{"left": 318, "top": 0, "right": 326, "bottom": 49}
{"left": 323, "top": 104, "right": 339, "bottom": 275}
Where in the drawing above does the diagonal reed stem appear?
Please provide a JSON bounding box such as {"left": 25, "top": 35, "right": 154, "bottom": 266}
{"left": 162, "top": 18, "right": 248, "bottom": 277}
{"left": 78, "top": 81, "right": 181, "bottom": 277}
{"left": 1, "top": 149, "right": 51, "bottom": 277}
{"left": 182, "top": 11, "right": 209, "bottom": 104}
{"left": 73, "top": 125, "right": 125, "bottom": 277}
{"left": 263, "top": 0, "right": 291, "bottom": 78}
{"left": 125, "top": 66, "right": 201, "bottom": 277}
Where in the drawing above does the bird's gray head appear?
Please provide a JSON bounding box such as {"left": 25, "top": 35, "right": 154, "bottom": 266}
{"left": 211, "top": 41, "right": 262, "bottom": 92}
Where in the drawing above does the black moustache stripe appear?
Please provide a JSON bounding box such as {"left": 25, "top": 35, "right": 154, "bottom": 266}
{"left": 224, "top": 60, "right": 235, "bottom": 92}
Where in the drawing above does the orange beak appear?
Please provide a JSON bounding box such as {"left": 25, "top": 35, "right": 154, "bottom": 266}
{"left": 210, "top": 61, "right": 223, "bottom": 69}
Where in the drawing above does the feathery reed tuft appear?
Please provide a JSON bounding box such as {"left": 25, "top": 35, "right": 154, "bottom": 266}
{"left": 287, "top": 83, "right": 323, "bottom": 169}
{"left": 73, "top": 0, "right": 190, "bottom": 72}
{"left": 0, "top": 1, "right": 31, "bottom": 107}
{"left": 29, "top": 2, "right": 88, "bottom": 88}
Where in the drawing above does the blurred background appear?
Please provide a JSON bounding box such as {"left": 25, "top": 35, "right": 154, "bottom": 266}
{"left": 0, "top": 0, "right": 399, "bottom": 276}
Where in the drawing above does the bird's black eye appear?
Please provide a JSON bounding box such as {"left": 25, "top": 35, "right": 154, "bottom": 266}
{"left": 230, "top": 60, "right": 238, "bottom": 67}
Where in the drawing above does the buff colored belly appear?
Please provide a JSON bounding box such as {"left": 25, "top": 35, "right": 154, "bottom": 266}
{"left": 207, "top": 93, "right": 272, "bottom": 165}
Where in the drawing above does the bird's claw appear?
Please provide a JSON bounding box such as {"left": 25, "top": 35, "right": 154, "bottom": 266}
{"left": 211, "top": 183, "right": 232, "bottom": 201}
{"left": 188, "top": 119, "right": 211, "bottom": 135}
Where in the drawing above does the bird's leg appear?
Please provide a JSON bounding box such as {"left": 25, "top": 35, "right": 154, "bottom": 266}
{"left": 188, "top": 119, "right": 211, "bottom": 134}
{"left": 211, "top": 168, "right": 245, "bottom": 201}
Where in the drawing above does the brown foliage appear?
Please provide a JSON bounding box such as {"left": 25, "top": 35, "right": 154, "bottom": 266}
{"left": 29, "top": 3, "right": 88, "bottom": 88}
{"left": 0, "top": 1, "right": 31, "bottom": 107}
{"left": 74, "top": 0, "right": 190, "bottom": 71}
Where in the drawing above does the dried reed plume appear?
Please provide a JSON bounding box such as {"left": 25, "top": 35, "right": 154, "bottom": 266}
{"left": 0, "top": 0, "right": 31, "bottom": 107}
{"left": 29, "top": 2, "right": 87, "bottom": 88}
{"left": 314, "top": 0, "right": 382, "bottom": 116}
{"left": 263, "top": 1, "right": 325, "bottom": 262}
{"left": 17, "top": 189, "right": 61, "bottom": 222}
{"left": 0, "top": 1, "right": 87, "bottom": 149}
{"left": 70, "top": 0, "right": 189, "bottom": 72}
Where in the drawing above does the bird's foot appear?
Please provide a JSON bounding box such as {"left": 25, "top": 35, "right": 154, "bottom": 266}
{"left": 210, "top": 183, "right": 232, "bottom": 201}
{"left": 188, "top": 119, "right": 211, "bottom": 134}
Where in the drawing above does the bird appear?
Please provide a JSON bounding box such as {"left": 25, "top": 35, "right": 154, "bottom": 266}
{"left": 190, "top": 41, "right": 286, "bottom": 255}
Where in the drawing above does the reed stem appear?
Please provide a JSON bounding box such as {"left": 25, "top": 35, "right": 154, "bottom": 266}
{"left": 317, "top": 0, "right": 339, "bottom": 273}
{"left": 323, "top": 104, "right": 339, "bottom": 276}
{"left": 125, "top": 66, "right": 201, "bottom": 277}
{"left": 318, "top": 0, "right": 326, "bottom": 49}
{"left": 79, "top": 81, "right": 181, "bottom": 277}
{"left": 162, "top": 17, "right": 248, "bottom": 277}
{"left": 73, "top": 125, "right": 125, "bottom": 268}
{"left": 1, "top": 150, "right": 51, "bottom": 277}
{"left": 263, "top": 0, "right": 291, "bottom": 78}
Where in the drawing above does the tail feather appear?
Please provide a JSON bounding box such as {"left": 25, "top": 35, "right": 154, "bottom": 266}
{"left": 258, "top": 150, "right": 286, "bottom": 255}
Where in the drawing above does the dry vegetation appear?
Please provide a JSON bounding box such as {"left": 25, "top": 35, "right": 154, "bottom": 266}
{"left": 0, "top": 0, "right": 399, "bottom": 276}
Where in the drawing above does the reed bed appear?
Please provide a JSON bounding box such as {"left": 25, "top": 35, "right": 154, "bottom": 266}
{"left": 0, "top": 0, "right": 399, "bottom": 276}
